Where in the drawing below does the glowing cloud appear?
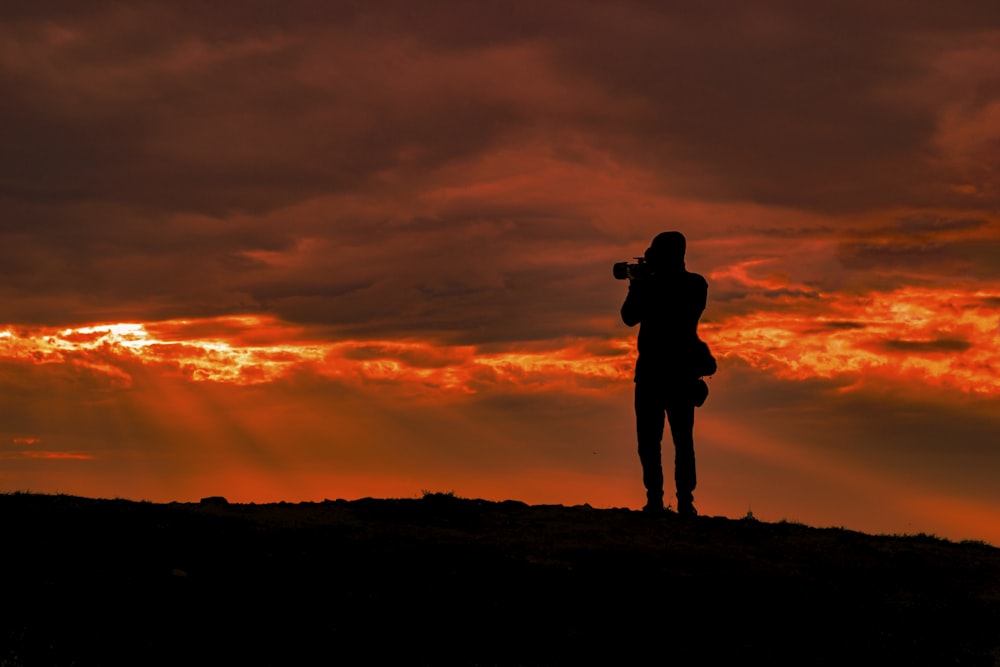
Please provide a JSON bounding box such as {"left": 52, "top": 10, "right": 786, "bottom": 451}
{"left": 708, "top": 287, "right": 999, "bottom": 395}
{"left": 2, "top": 283, "right": 996, "bottom": 399}
{"left": 0, "top": 316, "right": 635, "bottom": 394}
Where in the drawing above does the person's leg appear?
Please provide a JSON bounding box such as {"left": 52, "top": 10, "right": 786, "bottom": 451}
{"left": 634, "top": 382, "right": 666, "bottom": 511}
{"left": 666, "top": 399, "right": 696, "bottom": 515}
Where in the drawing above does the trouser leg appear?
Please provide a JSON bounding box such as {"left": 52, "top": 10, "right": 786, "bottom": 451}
{"left": 666, "top": 400, "right": 696, "bottom": 507}
{"left": 634, "top": 382, "right": 665, "bottom": 507}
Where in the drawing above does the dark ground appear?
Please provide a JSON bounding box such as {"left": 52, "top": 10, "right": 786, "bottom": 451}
{"left": 1, "top": 492, "right": 998, "bottom": 666}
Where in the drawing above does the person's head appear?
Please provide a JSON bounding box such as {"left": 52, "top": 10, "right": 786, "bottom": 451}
{"left": 645, "top": 231, "right": 686, "bottom": 267}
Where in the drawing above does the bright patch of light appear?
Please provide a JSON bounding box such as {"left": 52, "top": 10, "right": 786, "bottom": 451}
{"left": 709, "top": 287, "right": 1000, "bottom": 394}
{"left": 2, "top": 285, "right": 997, "bottom": 396}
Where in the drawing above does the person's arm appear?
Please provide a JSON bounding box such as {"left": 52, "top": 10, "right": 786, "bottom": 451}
{"left": 695, "top": 276, "right": 708, "bottom": 318}
{"left": 620, "top": 280, "right": 645, "bottom": 327}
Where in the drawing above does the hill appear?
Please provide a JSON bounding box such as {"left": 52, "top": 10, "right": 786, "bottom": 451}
{"left": 1, "top": 492, "right": 998, "bottom": 666}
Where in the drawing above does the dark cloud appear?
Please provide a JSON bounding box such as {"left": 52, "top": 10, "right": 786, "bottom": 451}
{"left": 2, "top": 0, "right": 1000, "bottom": 339}
{"left": 956, "top": 239, "right": 1000, "bottom": 280}
{"left": 897, "top": 213, "right": 988, "bottom": 233}
{"left": 4, "top": 0, "right": 999, "bottom": 215}
{"left": 823, "top": 321, "right": 867, "bottom": 330}
{"left": 881, "top": 338, "right": 974, "bottom": 353}
{"left": 714, "top": 286, "right": 822, "bottom": 304}
{"left": 533, "top": 3, "right": 1000, "bottom": 212}
{"left": 795, "top": 320, "right": 871, "bottom": 335}
{"left": 837, "top": 235, "right": 1000, "bottom": 282}
{"left": 838, "top": 240, "right": 956, "bottom": 270}
{"left": 722, "top": 224, "right": 839, "bottom": 240}
{"left": 0, "top": 5, "right": 531, "bottom": 213}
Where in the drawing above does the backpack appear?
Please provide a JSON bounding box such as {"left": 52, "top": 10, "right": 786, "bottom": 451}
{"left": 691, "top": 338, "right": 716, "bottom": 408}
{"left": 693, "top": 337, "right": 717, "bottom": 377}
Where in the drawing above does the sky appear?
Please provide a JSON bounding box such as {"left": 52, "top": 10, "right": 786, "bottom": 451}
{"left": 2, "top": 1, "right": 999, "bottom": 543}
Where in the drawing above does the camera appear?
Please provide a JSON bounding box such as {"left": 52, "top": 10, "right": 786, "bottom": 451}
{"left": 613, "top": 257, "right": 652, "bottom": 280}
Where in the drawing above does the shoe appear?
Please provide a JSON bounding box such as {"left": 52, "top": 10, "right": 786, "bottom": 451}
{"left": 677, "top": 502, "right": 698, "bottom": 518}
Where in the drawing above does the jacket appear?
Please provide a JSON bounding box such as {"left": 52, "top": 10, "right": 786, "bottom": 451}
{"left": 621, "top": 266, "right": 708, "bottom": 382}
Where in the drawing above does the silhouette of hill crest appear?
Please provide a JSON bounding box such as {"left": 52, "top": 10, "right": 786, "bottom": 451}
{"left": 2, "top": 492, "right": 997, "bottom": 666}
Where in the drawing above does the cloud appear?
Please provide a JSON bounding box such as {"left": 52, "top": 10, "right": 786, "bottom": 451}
{"left": 2, "top": 1, "right": 1000, "bottom": 539}
{"left": 897, "top": 213, "right": 988, "bottom": 233}
{"left": 4, "top": 1, "right": 999, "bottom": 218}
{"left": 3, "top": 1, "right": 1000, "bottom": 340}
{"left": 822, "top": 321, "right": 867, "bottom": 330}
{"left": 880, "top": 337, "right": 974, "bottom": 353}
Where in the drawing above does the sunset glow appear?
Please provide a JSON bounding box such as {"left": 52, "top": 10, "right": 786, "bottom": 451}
{"left": 709, "top": 287, "right": 1000, "bottom": 394}
{"left": 4, "top": 282, "right": 995, "bottom": 398}
{"left": 2, "top": 1, "right": 999, "bottom": 544}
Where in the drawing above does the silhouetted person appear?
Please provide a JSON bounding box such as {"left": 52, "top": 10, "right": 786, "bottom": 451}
{"left": 621, "top": 231, "right": 707, "bottom": 516}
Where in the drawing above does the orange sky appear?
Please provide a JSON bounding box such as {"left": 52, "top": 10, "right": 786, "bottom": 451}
{"left": 2, "top": 1, "right": 999, "bottom": 543}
